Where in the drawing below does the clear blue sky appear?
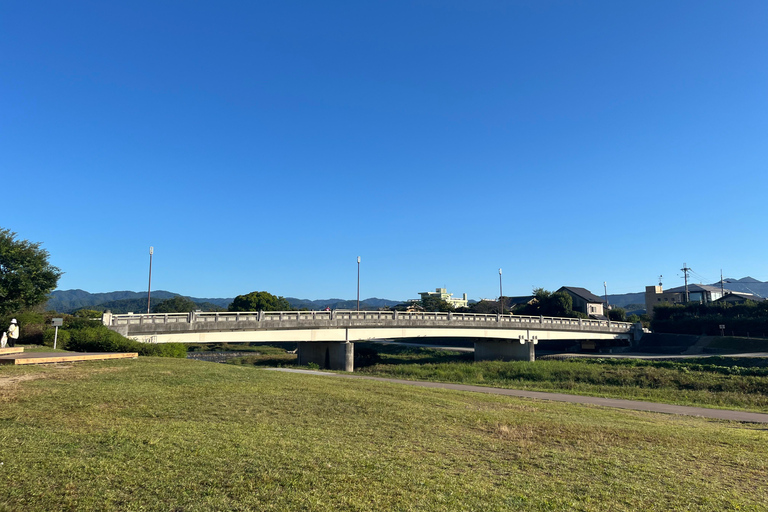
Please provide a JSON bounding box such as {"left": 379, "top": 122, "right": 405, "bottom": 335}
{"left": 3, "top": 1, "right": 766, "bottom": 302}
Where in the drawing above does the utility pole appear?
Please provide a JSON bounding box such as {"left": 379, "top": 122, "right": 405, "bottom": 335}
{"left": 357, "top": 256, "right": 361, "bottom": 312}
{"left": 720, "top": 269, "right": 725, "bottom": 297}
{"left": 147, "top": 246, "right": 154, "bottom": 314}
{"left": 681, "top": 263, "right": 691, "bottom": 303}
{"left": 498, "top": 268, "right": 503, "bottom": 315}
{"left": 603, "top": 281, "right": 608, "bottom": 311}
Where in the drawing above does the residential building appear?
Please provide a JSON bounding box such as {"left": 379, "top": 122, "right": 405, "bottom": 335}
{"left": 645, "top": 284, "right": 731, "bottom": 318}
{"left": 418, "top": 288, "right": 468, "bottom": 309}
{"left": 714, "top": 291, "right": 764, "bottom": 304}
{"left": 557, "top": 286, "right": 606, "bottom": 318}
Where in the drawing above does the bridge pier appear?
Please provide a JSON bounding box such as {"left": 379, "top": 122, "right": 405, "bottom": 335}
{"left": 474, "top": 337, "right": 537, "bottom": 362}
{"left": 297, "top": 341, "right": 354, "bottom": 371}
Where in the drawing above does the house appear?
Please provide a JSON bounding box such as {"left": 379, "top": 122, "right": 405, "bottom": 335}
{"left": 504, "top": 295, "right": 535, "bottom": 309}
{"left": 645, "top": 284, "right": 731, "bottom": 318}
{"left": 556, "top": 287, "right": 606, "bottom": 318}
{"left": 417, "top": 288, "right": 468, "bottom": 309}
{"left": 714, "top": 291, "right": 764, "bottom": 304}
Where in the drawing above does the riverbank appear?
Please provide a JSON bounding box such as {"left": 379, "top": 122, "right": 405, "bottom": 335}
{"left": 1, "top": 357, "right": 765, "bottom": 511}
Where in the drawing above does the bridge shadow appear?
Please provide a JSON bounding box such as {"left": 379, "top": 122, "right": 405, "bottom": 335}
{"left": 356, "top": 342, "right": 474, "bottom": 367}
{"left": 218, "top": 341, "right": 474, "bottom": 369}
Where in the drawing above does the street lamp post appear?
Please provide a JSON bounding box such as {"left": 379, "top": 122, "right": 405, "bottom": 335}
{"left": 499, "top": 268, "right": 503, "bottom": 315}
{"left": 357, "top": 256, "right": 361, "bottom": 312}
{"left": 147, "top": 246, "right": 154, "bottom": 314}
{"left": 603, "top": 281, "right": 608, "bottom": 316}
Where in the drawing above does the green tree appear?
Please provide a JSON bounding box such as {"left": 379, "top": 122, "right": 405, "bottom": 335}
{"left": 468, "top": 299, "right": 505, "bottom": 314}
{"left": 0, "top": 229, "right": 62, "bottom": 316}
{"left": 544, "top": 290, "right": 573, "bottom": 317}
{"left": 153, "top": 296, "right": 197, "bottom": 313}
{"left": 229, "top": 291, "right": 291, "bottom": 312}
{"left": 420, "top": 295, "right": 455, "bottom": 312}
{"left": 513, "top": 288, "right": 575, "bottom": 318}
{"left": 608, "top": 307, "right": 626, "bottom": 322}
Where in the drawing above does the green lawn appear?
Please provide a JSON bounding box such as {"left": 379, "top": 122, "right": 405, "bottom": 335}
{"left": 232, "top": 343, "right": 768, "bottom": 413}
{"left": 1, "top": 357, "right": 766, "bottom": 511}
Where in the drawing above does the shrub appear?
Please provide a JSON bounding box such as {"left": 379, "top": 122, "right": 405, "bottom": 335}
{"left": 56, "top": 323, "right": 186, "bottom": 358}
{"left": 73, "top": 309, "right": 103, "bottom": 319}
{"left": 43, "top": 328, "right": 71, "bottom": 348}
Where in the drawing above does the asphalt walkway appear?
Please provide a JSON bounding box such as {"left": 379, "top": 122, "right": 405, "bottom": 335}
{"left": 268, "top": 368, "right": 768, "bottom": 424}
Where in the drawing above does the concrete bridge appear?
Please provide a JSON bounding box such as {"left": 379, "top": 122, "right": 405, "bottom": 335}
{"left": 103, "top": 310, "right": 637, "bottom": 371}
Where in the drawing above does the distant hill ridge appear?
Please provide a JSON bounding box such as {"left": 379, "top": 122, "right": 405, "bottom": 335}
{"left": 49, "top": 278, "right": 766, "bottom": 314}
{"left": 47, "top": 289, "right": 403, "bottom": 314}
{"left": 605, "top": 276, "right": 768, "bottom": 309}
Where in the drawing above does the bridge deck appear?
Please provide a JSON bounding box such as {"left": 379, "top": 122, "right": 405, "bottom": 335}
{"left": 103, "top": 310, "right": 636, "bottom": 346}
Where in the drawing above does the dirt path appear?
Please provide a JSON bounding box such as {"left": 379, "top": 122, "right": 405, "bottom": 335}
{"left": 268, "top": 368, "right": 768, "bottom": 424}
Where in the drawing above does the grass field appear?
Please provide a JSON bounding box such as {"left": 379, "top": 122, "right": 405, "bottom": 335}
{"left": 230, "top": 343, "right": 768, "bottom": 413}
{"left": 1, "top": 357, "right": 766, "bottom": 511}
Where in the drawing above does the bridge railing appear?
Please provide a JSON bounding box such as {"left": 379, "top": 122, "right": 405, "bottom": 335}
{"left": 106, "top": 310, "right": 632, "bottom": 332}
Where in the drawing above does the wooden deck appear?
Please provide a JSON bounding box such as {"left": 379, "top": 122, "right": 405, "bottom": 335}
{"left": 0, "top": 347, "right": 25, "bottom": 355}
{"left": 0, "top": 348, "right": 138, "bottom": 365}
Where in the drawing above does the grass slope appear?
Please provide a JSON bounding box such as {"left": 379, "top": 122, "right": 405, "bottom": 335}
{"left": 232, "top": 344, "right": 768, "bottom": 413}
{"left": 1, "top": 357, "right": 766, "bottom": 511}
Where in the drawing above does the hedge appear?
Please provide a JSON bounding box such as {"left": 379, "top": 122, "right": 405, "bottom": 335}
{"left": 44, "top": 323, "right": 186, "bottom": 358}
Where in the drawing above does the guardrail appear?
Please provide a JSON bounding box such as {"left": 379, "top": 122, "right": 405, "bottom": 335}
{"left": 105, "top": 310, "right": 633, "bottom": 333}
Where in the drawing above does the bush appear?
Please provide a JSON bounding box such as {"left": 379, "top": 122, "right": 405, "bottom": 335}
{"left": 43, "top": 328, "right": 71, "bottom": 348}
{"left": 73, "top": 309, "right": 103, "bottom": 319}
{"left": 52, "top": 323, "right": 186, "bottom": 358}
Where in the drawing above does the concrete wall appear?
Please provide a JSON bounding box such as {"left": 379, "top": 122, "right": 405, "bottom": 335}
{"left": 475, "top": 339, "right": 536, "bottom": 362}
{"left": 297, "top": 341, "right": 354, "bottom": 371}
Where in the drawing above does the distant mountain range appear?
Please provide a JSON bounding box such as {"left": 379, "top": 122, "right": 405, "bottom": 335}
{"left": 606, "top": 276, "right": 768, "bottom": 310}
{"left": 46, "top": 289, "right": 403, "bottom": 314}
{"left": 48, "top": 277, "right": 766, "bottom": 314}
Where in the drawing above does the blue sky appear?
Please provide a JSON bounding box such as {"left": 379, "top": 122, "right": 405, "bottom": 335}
{"left": 3, "top": 1, "right": 766, "bottom": 302}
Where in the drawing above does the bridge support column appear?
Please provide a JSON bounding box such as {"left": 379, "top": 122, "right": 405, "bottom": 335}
{"left": 474, "top": 338, "right": 536, "bottom": 362}
{"left": 297, "top": 341, "right": 354, "bottom": 371}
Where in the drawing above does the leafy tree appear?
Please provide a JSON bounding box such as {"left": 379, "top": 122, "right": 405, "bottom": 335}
{"left": 420, "top": 295, "right": 455, "bottom": 312}
{"left": 0, "top": 229, "right": 62, "bottom": 316}
{"left": 545, "top": 291, "right": 573, "bottom": 317}
{"left": 153, "top": 296, "right": 198, "bottom": 313}
{"left": 513, "top": 288, "right": 575, "bottom": 318}
{"left": 468, "top": 299, "right": 505, "bottom": 314}
{"left": 229, "top": 291, "right": 291, "bottom": 312}
{"left": 607, "top": 307, "right": 626, "bottom": 322}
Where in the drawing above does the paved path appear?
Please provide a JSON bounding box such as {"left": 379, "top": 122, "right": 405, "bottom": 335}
{"left": 268, "top": 368, "right": 768, "bottom": 424}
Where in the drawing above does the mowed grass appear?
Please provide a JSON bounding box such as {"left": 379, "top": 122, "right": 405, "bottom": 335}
{"left": 347, "top": 344, "right": 768, "bottom": 413}
{"left": 0, "top": 358, "right": 767, "bottom": 511}
{"left": 230, "top": 343, "right": 768, "bottom": 412}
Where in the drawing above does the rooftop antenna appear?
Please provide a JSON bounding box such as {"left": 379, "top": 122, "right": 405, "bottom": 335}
{"left": 658, "top": 275, "right": 663, "bottom": 287}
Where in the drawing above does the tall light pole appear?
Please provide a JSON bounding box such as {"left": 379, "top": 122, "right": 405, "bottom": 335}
{"left": 603, "top": 281, "right": 608, "bottom": 316}
{"left": 147, "top": 246, "right": 154, "bottom": 314}
{"left": 499, "top": 268, "right": 503, "bottom": 315}
{"left": 357, "top": 256, "right": 361, "bottom": 312}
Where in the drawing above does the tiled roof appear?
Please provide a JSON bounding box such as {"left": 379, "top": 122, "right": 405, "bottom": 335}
{"left": 558, "top": 287, "right": 604, "bottom": 303}
{"left": 665, "top": 284, "right": 732, "bottom": 294}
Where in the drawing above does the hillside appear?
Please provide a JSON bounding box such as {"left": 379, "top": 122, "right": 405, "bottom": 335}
{"left": 49, "top": 278, "right": 765, "bottom": 315}
{"left": 605, "top": 277, "right": 768, "bottom": 311}
{"left": 47, "top": 290, "right": 232, "bottom": 313}
{"left": 47, "top": 289, "right": 402, "bottom": 314}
